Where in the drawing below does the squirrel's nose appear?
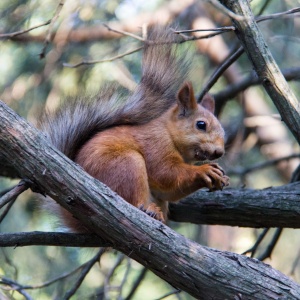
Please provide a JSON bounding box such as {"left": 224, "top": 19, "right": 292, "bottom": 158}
{"left": 211, "top": 148, "right": 224, "bottom": 160}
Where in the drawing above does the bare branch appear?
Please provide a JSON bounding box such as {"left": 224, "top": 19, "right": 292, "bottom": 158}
{"left": 228, "top": 154, "right": 300, "bottom": 177}
{"left": 173, "top": 26, "right": 235, "bottom": 34}
{"left": 103, "top": 24, "right": 145, "bottom": 41}
{"left": 39, "top": 0, "right": 65, "bottom": 59}
{"left": 256, "top": 7, "right": 300, "bottom": 23}
{"left": 55, "top": 6, "right": 300, "bottom": 69}
{"left": 157, "top": 289, "right": 182, "bottom": 300}
{"left": 214, "top": 67, "right": 300, "bottom": 103}
{"left": 63, "top": 249, "right": 105, "bottom": 300}
{"left": 0, "top": 180, "right": 29, "bottom": 209}
{"left": 0, "top": 20, "right": 51, "bottom": 39}
{"left": 0, "top": 199, "right": 16, "bottom": 224}
{"left": 10, "top": 0, "right": 194, "bottom": 44}
{"left": 0, "top": 249, "right": 105, "bottom": 296}
{"left": 198, "top": 46, "right": 244, "bottom": 102}
{"left": 63, "top": 46, "right": 143, "bottom": 68}
{"left": 125, "top": 268, "right": 148, "bottom": 300}
{"left": 104, "top": 254, "right": 126, "bottom": 299}
{"left": 0, "top": 277, "right": 33, "bottom": 300}
{"left": 257, "top": 228, "right": 282, "bottom": 261}
{"left": 242, "top": 228, "right": 270, "bottom": 257}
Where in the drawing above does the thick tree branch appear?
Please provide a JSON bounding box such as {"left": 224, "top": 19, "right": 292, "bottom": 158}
{"left": 2, "top": 170, "right": 300, "bottom": 229}
{"left": 1, "top": 102, "right": 300, "bottom": 299}
{"left": 219, "top": 0, "right": 300, "bottom": 144}
{"left": 169, "top": 182, "right": 300, "bottom": 227}
{"left": 1, "top": 180, "right": 300, "bottom": 248}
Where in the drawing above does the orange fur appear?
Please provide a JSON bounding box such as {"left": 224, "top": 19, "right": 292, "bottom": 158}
{"left": 41, "top": 27, "right": 229, "bottom": 231}
{"left": 75, "top": 82, "right": 229, "bottom": 223}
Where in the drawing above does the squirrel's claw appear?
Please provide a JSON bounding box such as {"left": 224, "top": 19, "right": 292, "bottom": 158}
{"left": 200, "top": 163, "right": 230, "bottom": 191}
{"left": 138, "top": 203, "right": 165, "bottom": 222}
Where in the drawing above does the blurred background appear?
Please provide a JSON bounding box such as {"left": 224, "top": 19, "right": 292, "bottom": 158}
{"left": 0, "top": 0, "right": 300, "bottom": 299}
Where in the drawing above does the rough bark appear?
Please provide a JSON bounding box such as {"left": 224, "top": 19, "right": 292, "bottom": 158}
{"left": 1, "top": 101, "right": 300, "bottom": 299}
{"left": 219, "top": 0, "right": 300, "bottom": 144}
{"left": 169, "top": 182, "right": 300, "bottom": 227}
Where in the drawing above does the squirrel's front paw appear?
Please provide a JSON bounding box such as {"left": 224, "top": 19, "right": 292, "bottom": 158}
{"left": 138, "top": 203, "right": 165, "bottom": 222}
{"left": 199, "top": 163, "right": 229, "bottom": 191}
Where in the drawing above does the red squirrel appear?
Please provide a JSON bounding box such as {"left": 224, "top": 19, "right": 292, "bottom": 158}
{"left": 41, "top": 26, "right": 229, "bottom": 231}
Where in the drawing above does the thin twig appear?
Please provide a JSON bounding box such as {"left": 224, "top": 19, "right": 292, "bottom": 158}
{"left": 125, "top": 268, "right": 148, "bottom": 300}
{"left": 64, "top": 25, "right": 234, "bottom": 68}
{"left": 257, "top": 228, "right": 283, "bottom": 261}
{"left": 242, "top": 228, "right": 269, "bottom": 257}
{"left": 177, "top": 30, "right": 235, "bottom": 43}
{"left": 173, "top": 26, "right": 235, "bottom": 34}
{"left": 256, "top": 7, "right": 300, "bottom": 23}
{"left": 0, "top": 20, "right": 51, "bottom": 39}
{"left": 155, "top": 289, "right": 182, "bottom": 300}
{"left": 0, "top": 199, "right": 16, "bottom": 224}
{"left": 117, "top": 258, "right": 131, "bottom": 300}
{"left": 228, "top": 154, "right": 300, "bottom": 177}
{"left": 0, "top": 277, "right": 33, "bottom": 300}
{"left": 214, "top": 67, "right": 300, "bottom": 103}
{"left": 104, "top": 253, "right": 125, "bottom": 299}
{"left": 256, "top": 0, "right": 272, "bottom": 16}
{"left": 63, "top": 249, "right": 105, "bottom": 300}
{"left": 290, "top": 249, "right": 300, "bottom": 276}
{"left": 198, "top": 46, "right": 244, "bottom": 102}
{"left": 39, "top": 0, "right": 64, "bottom": 59}
{"left": 103, "top": 24, "right": 145, "bottom": 41}
{"left": 1, "top": 248, "right": 18, "bottom": 279}
{"left": 0, "top": 252, "right": 106, "bottom": 291}
{"left": 291, "top": 164, "right": 300, "bottom": 183}
{"left": 63, "top": 46, "right": 143, "bottom": 68}
{"left": 0, "top": 180, "right": 29, "bottom": 223}
{"left": 0, "top": 180, "right": 29, "bottom": 210}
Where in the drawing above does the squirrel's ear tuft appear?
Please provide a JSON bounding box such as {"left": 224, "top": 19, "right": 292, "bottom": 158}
{"left": 200, "top": 94, "right": 215, "bottom": 114}
{"left": 177, "top": 82, "right": 197, "bottom": 117}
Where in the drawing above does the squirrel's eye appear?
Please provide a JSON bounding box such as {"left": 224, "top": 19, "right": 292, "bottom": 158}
{"left": 196, "top": 121, "right": 206, "bottom": 131}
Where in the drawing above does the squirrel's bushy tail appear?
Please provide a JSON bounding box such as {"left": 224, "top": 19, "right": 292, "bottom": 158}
{"left": 40, "top": 26, "right": 190, "bottom": 160}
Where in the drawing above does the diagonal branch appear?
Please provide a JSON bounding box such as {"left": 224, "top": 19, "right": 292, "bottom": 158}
{"left": 1, "top": 100, "right": 300, "bottom": 299}
{"left": 219, "top": 0, "right": 300, "bottom": 144}
{"left": 0, "top": 20, "right": 51, "bottom": 39}
{"left": 0, "top": 180, "right": 29, "bottom": 209}
{"left": 1, "top": 101, "right": 300, "bottom": 298}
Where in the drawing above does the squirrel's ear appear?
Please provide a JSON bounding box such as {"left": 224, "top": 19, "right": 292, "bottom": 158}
{"left": 200, "top": 93, "right": 215, "bottom": 114}
{"left": 177, "top": 82, "right": 197, "bottom": 117}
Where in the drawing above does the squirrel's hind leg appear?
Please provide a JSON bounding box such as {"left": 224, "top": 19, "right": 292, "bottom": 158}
{"left": 113, "top": 151, "right": 165, "bottom": 222}
{"left": 89, "top": 150, "right": 165, "bottom": 222}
